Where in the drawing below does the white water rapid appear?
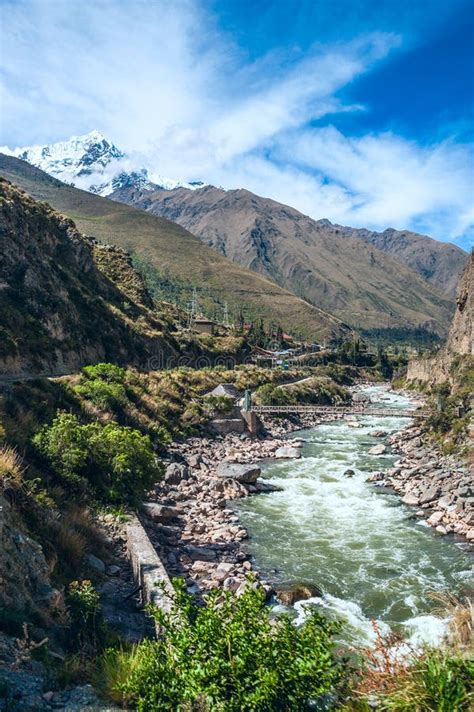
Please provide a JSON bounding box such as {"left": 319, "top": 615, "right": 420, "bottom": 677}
{"left": 236, "top": 385, "right": 473, "bottom": 648}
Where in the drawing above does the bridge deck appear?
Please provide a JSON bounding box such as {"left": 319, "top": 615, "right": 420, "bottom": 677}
{"left": 251, "top": 405, "right": 426, "bottom": 418}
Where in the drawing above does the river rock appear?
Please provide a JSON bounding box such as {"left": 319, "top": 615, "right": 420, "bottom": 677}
{"left": 184, "top": 545, "right": 218, "bottom": 561}
{"left": 164, "top": 463, "right": 189, "bottom": 485}
{"left": 344, "top": 469, "right": 355, "bottom": 477}
{"left": 276, "top": 582, "right": 323, "bottom": 606}
{"left": 255, "top": 481, "right": 284, "bottom": 493}
{"left": 369, "top": 430, "right": 387, "bottom": 438}
{"left": 368, "top": 444, "right": 386, "bottom": 455}
{"left": 402, "top": 493, "right": 420, "bottom": 506}
{"left": 142, "top": 502, "right": 178, "bottom": 522}
{"left": 274, "top": 446, "right": 302, "bottom": 459}
{"left": 347, "top": 421, "right": 361, "bottom": 428}
{"left": 188, "top": 453, "right": 203, "bottom": 467}
{"left": 215, "top": 463, "right": 261, "bottom": 483}
{"left": 427, "top": 511, "right": 444, "bottom": 527}
{"left": 86, "top": 554, "right": 106, "bottom": 574}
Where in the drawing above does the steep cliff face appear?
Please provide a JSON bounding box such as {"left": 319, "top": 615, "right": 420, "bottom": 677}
{"left": 446, "top": 252, "right": 473, "bottom": 355}
{"left": 407, "top": 252, "right": 473, "bottom": 384}
{"left": 0, "top": 180, "right": 186, "bottom": 376}
{"left": 0, "top": 494, "right": 64, "bottom": 619}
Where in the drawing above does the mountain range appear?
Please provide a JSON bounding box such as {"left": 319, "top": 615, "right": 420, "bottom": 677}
{"left": 1, "top": 132, "right": 467, "bottom": 337}
{"left": 0, "top": 154, "right": 348, "bottom": 342}
{"left": 1, "top": 130, "right": 204, "bottom": 197}
{"left": 111, "top": 184, "right": 459, "bottom": 334}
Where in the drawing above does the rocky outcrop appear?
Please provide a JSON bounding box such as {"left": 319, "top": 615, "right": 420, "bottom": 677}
{"left": 446, "top": 251, "right": 473, "bottom": 355}
{"left": 0, "top": 179, "right": 182, "bottom": 376}
{"left": 407, "top": 252, "right": 473, "bottom": 385}
{"left": 0, "top": 495, "right": 64, "bottom": 619}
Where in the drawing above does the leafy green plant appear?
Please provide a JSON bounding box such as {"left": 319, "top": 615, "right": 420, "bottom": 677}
{"left": 33, "top": 412, "right": 162, "bottom": 504}
{"left": 102, "top": 578, "right": 345, "bottom": 711}
{"left": 204, "top": 394, "right": 234, "bottom": 415}
{"left": 76, "top": 363, "right": 128, "bottom": 411}
{"left": 81, "top": 363, "right": 126, "bottom": 382}
{"left": 377, "top": 652, "right": 474, "bottom": 711}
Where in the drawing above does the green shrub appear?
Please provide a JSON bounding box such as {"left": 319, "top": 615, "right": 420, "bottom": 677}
{"left": 82, "top": 363, "right": 126, "bottom": 382}
{"left": 102, "top": 578, "right": 344, "bottom": 711}
{"left": 33, "top": 413, "right": 162, "bottom": 504}
{"left": 204, "top": 394, "right": 234, "bottom": 415}
{"left": 76, "top": 363, "right": 128, "bottom": 411}
{"left": 377, "top": 651, "right": 474, "bottom": 711}
{"left": 75, "top": 378, "right": 128, "bottom": 411}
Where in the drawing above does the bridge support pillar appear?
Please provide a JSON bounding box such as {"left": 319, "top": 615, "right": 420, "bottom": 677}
{"left": 241, "top": 410, "right": 263, "bottom": 436}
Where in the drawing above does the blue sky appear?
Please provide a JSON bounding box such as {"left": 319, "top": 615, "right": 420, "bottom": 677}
{"left": 1, "top": 0, "right": 473, "bottom": 248}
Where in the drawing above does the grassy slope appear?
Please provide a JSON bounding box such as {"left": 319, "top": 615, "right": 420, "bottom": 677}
{"left": 0, "top": 155, "right": 349, "bottom": 341}
{"left": 115, "top": 185, "right": 455, "bottom": 334}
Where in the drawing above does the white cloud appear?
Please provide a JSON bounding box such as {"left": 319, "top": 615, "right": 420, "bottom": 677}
{"left": 268, "top": 127, "right": 474, "bottom": 240}
{"left": 0, "top": 0, "right": 472, "bottom": 246}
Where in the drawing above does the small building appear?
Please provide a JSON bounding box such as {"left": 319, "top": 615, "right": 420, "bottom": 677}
{"left": 192, "top": 316, "right": 216, "bottom": 335}
{"left": 206, "top": 383, "right": 242, "bottom": 402}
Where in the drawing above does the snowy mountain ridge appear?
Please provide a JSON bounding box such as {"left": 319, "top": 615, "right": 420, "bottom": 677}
{"left": 0, "top": 130, "right": 204, "bottom": 196}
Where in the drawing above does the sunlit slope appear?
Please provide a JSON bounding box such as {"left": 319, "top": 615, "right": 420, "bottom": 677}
{"left": 0, "top": 154, "right": 349, "bottom": 340}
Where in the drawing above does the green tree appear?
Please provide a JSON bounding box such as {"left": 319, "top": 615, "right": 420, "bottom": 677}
{"left": 33, "top": 413, "right": 162, "bottom": 504}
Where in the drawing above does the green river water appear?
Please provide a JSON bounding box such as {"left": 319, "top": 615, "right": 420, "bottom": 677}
{"left": 235, "top": 385, "right": 473, "bottom": 647}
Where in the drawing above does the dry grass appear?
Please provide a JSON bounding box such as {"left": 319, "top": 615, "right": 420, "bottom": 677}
{"left": 0, "top": 445, "right": 24, "bottom": 490}
{"left": 429, "top": 592, "right": 474, "bottom": 650}
{"left": 350, "top": 621, "right": 415, "bottom": 699}
{"left": 53, "top": 520, "right": 89, "bottom": 569}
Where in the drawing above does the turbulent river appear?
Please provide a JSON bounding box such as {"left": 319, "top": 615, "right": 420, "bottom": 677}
{"left": 235, "top": 385, "right": 473, "bottom": 647}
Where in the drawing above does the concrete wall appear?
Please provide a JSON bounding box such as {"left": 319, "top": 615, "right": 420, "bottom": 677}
{"left": 126, "top": 514, "right": 174, "bottom": 615}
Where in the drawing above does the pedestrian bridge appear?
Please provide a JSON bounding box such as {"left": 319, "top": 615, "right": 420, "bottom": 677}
{"left": 250, "top": 405, "right": 428, "bottom": 418}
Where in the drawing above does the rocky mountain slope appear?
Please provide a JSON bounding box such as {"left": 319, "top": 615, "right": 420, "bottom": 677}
{"left": 0, "top": 180, "right": 247, "bottom": 376}
{"left": 329, "top": 223, "right": 466, "bottom": 298}
{"left": 7, "top": 131, "right": 465, "bottom": 301}
{"left": 111, "top": 183, "right": 456, "bottom": 335}
{"left": 0, "top": 155, "right": 348, "bottom": 342}
{"left": 1, "top": 130, "right": 203, "bottom": 196}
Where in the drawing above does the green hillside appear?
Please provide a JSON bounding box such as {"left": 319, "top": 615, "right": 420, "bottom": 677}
{"left": 0, "top": 154, "right": 349, "bottom": 342}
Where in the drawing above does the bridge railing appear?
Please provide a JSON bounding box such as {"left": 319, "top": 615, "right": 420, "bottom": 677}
{"left": 250, "top": 405, "right": 427, "bottom": 418}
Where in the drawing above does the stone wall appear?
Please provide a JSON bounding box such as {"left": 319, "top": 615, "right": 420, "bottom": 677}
{"left": 126, "top": 514, "right": 174, "bottom": 615}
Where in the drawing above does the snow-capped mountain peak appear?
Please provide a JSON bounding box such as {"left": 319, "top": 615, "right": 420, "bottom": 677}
{"left": 1, "top": 131, "right": 203, "bottom": 196}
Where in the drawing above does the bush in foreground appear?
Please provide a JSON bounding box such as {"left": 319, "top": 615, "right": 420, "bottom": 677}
{"left": 101, "top": 579, "right": 345, "bottom": 711}
{"left": 33, "top": 412, "right": 162, "bottom": 504}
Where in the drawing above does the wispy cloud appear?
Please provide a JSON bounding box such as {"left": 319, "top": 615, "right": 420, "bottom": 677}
{"left": 0, "top": 0, "right": 472, "bottom": 246}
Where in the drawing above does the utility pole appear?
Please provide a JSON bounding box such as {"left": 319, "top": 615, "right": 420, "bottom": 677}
{"left": 223, "top": 301, "right": 230, "bottom": 328}
{"left": 188, "top": 287, "right": 198, "bottom": 329}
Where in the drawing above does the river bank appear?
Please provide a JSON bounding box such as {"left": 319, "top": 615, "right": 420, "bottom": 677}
{"left": 142, "top": 383, "right": 472, "bottom": 610}
{"left": 381, "top": 425, "right": 473, "bottom": 542}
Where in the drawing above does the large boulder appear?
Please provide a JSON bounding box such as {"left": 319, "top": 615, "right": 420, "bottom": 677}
{"left": 368, "top": 444, "right": 386, "bottom": 455}
{"left": 142, "top": 502, "right": 179, "bottom": 522}
{"left": 276, "top": 582, "right": 322, "bottom": 606}
{"left": 215, "top": 463, "right": 261, "bottom": 484}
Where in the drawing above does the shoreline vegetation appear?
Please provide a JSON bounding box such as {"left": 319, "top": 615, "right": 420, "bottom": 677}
{"left": 1, "top": 363, "right": 472, "bottom": 709}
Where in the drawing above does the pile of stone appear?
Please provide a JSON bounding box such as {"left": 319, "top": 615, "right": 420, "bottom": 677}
{"left": 381, "top": 425, "right": 473, "bottom": 543}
